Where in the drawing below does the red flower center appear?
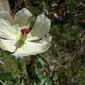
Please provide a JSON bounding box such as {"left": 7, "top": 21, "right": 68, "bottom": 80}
{"left": 21, "top": 28, "right": 30, "bottom": 35}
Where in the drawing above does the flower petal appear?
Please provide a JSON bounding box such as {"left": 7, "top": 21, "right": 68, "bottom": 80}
{"left": 0, "top": 1, "right": 13, "bottom": 21}
{"left": 30, "top": 14, "right": 51, "bottom": 39}
{"left": 12, "top": 35, "right": 52, "bottom": 57}
{"left": 14, "top": 8, "right": 32, "bottom": 26}
{"left": 0, "top": 39, "right": 16, "bottom": 52}
{"left": 0, "top": 19, "right": 17, "bottom": 40}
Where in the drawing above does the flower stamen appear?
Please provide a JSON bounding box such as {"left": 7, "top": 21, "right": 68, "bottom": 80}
{"left": 15, "top": 28, "right": 30, "bottom": 48}
{"left": 21, "top": 28, "right": 30, "bottom": 35}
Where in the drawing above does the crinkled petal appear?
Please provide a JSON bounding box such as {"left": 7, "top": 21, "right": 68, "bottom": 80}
{"left": 12, "top": 35, "right": 52, "bottom": 57}
{"left": 0, "top": 1, "right": 13, "bottom": 21}
{"left": 14, "top": 8, "right": 32, "bottom": 26}
{"left": 30, "top": 14, "right": 51, "bottom": 39}
{"left": 0, "top": 39, "right": 16, "bottom": 52}
{"left": 0, "top": 19, "right": 17, "bottom": 40}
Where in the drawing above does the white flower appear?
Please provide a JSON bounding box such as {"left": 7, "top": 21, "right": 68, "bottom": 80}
{"left": 0, "top": 7, "right": 52, "bottom": 57}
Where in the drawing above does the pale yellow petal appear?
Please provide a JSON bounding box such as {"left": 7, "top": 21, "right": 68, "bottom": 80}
{"left": 12, "top": 35, "right": 52, "bottom": 57}
{"left": 30, "top": 14, "right": 51, "bottom": 39}
{"left": 0, "top": 0, "right": 13, "bottom": 21}
{"left": 0, "top": 19, "right": 17, "bottom": 40}
{"left": 0, "top": 39, "right": 16, "bottom": 52}
{"left": 14, "top": 8, "right": 32, "bottom": 26}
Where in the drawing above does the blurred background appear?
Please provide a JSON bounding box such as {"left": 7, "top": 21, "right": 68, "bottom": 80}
{"left": 0, "top": 0, "right": 85, "bottom": 85}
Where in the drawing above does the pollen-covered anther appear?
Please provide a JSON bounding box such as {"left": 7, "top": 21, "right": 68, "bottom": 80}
{"left": 21, "top": 28, "right": 30, "bottom": 35}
